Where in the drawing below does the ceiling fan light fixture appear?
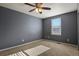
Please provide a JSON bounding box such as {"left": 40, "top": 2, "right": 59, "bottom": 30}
{"left": 25, "top": 3, "right": 51, "bottom": 14}
{"left": 35, "top": 8, "right": 42, "bottom": 13}
{"left": 38, "top": 8, "right": 42, "bottom": 12}
{"left": 35, "top": 8, "right": 39, "bottom": 13}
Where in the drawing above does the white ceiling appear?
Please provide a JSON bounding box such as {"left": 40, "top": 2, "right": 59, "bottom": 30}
{"left": 0, "top": 3, "right": 77, "bottom": 18}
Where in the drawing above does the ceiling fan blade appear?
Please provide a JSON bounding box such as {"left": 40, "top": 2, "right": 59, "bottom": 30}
{"left": 42, "top": 7, "right": 51, "bottom": 10}
{"left": 24, "top": 3, "right": 35, "bottom": 7}
{"left": 29, "top": 9, "right": 35, "bottom": 12}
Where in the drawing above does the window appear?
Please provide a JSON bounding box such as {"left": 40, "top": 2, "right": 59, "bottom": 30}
{"left": 51, "top": 17, "right": 61, "bottom": 35}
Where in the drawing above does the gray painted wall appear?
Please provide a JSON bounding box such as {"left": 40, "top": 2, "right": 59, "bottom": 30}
{"left": 43, "top": 11, "right": 77, "bottom": 45}
{"left": 78, "top": 4, "right": 79, "bottom": 49}
{"left": 77, "top": 13, "right": 79, "bottom": 49}
{"left": 0, "top": 6, "right": 42, "bottom": 50}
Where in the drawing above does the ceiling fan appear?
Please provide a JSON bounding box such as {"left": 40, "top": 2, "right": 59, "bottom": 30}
{"left": 24, "top": 3, "right": 51, "bottom": 14}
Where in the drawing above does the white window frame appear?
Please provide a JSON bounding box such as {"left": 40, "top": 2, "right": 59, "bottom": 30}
{"left": 51, "top": 17, "right": 61, "bottom": 35}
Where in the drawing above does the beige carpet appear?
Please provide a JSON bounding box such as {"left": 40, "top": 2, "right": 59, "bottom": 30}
{"left": 24, "top": 45, "right": 50, "bottom": 56}
{"left": 0, "top": 39, "right": 78, "bottom": 56}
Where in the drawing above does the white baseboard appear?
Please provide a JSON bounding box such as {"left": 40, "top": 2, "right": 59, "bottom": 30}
{"left": 0, "top": 39, "right": 42, "bottom": 52}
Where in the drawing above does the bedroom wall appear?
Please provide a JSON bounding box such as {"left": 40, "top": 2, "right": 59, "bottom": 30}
{"left": 43, "top": 11, "right": 77, "bottom": 45}
{"left": 77, "top": 3, "right": 79, "bottom": 49}
{"left": 0, "top": 6, "right": 42, "bottom": 50}
{"left": 77, "top": 13, "right": 79, "bottom": 49}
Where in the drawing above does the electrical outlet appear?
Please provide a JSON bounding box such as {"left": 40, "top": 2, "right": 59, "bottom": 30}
{"left": 22, "top": 39, "right": 24, "bottom": 42}
{"left": 48, "top": 36, "right": 50, "bottom": 39}
{"left": 67, "top": 38, "right": 70, "bottom": 42}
